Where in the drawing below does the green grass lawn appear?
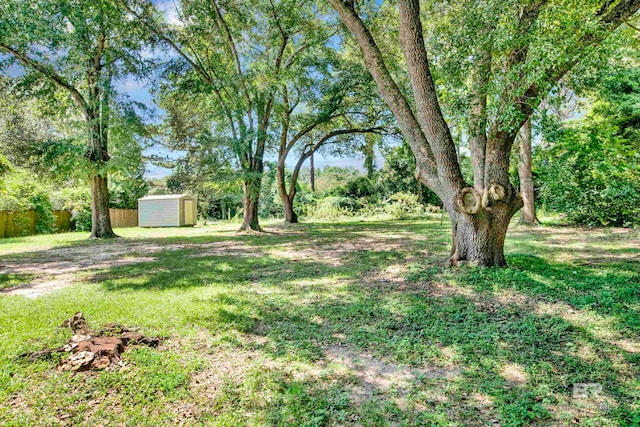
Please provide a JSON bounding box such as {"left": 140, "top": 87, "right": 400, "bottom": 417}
{"left": 0, "top": 219, "right": 638, "bottom": 426}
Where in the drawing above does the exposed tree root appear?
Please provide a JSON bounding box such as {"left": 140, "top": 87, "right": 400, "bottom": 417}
{"left": 90, "top": 231, "right": 119, "bottom": 239}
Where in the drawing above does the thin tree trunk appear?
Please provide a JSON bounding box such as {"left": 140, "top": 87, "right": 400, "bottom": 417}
{"left": 518, "top": 119, "right": 540, "bottom": 225}
{"left": 283, "top": 196, "right": 298, "bottom": 223}
{"left": 310, "top": 152, "right": 315, "bottom": 192}
{"left": 276, "top": 161, "right": 298, "bottom": 224}
{"left": 364, "top": 133, "right": 375, "bottom": 178}
{"left": 468, "top": 45, "right": 491, "bottom": 192}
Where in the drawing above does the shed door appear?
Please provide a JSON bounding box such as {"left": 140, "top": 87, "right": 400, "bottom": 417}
{"left": 184, "top": 200, "right": 195, "bottom": 224}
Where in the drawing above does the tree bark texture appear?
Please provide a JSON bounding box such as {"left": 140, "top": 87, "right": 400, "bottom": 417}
{"left": 240, "top": 175, "right": 263, "bottom": 232}
{"left": 449, "top": 184, "right": 522, "bottom": 266}
{"left": 276, "top": 161, "right": 299, "bottom": 223}
{"left": 517, "top": 119, "right": 540, "bottom": 225}
{"left": 90, "top": 174, "right": 116, "bottom": 238}
{"left": 87, "top": 104, "right": 116, "bottom": 239}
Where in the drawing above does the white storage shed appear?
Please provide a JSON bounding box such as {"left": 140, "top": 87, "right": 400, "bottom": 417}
{"left": 138, "top": 194, "right": 197, "bottom": 227}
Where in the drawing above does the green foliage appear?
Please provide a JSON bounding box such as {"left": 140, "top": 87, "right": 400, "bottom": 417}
{"left": 108, "top": 175, "right": 147, "bottom": 210}
{"left": 0, "top": 154, "right": 10, "bottom": 178}
{"left": 331, "top": 176, "right": 377, "bottom": 199}
{"left": 537, "top": 67, "right": 640, "bottom": 228}
{"left": 378, "top": 142, "right": 441, "bottom": 207}
{"left": 50, "top": 187, "right": 92, "bottom": 232}
{"left": 0, "top": 169, "right": 54, "bottom": 233}
{"left": 303, "top": 196, "right": 354, "bottom": 219}
{"left": 107, "top": 99, "right": 153, "bottom": 209}
{"left": 312, "top": 167, "right": 362, "bottom": 193}
{"left": 0, "top": 78, "right": 87, "bottom": 183}
{"left": 384, "top": 192, "right": 437, "bottom": 220}
{"left": 259, "top": 164, "right": 284, "bottom": 220}
{"left": 295, "top": 166, "right": 441, "bottom": 221}
{"left": 164, "top": 148, "right": 243, "bottom": 221}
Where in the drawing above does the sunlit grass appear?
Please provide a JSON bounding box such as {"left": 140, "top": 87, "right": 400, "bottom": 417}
{"left": 0, "top": 218, "right": 638, "bottom": 426}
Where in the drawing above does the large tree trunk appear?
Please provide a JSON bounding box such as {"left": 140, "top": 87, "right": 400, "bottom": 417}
{"left": 87, "top": 114, "right": 116, "bottom": 239}
{"left": 239, "top": 174, "right": 262, "bottom": 232}
{"left": 451, "top": 216, "right": 509, "bottom": 266}
{"left": 448, "top": 183, "right": 522, "bottom": 266}
{"left": 90, "top": 174, "right": 116, "bottom": 238}
{"left": 517, "top": 119, "right": 540, "bottom": 225}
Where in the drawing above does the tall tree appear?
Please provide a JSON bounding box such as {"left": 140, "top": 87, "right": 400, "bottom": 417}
{"left": 0, "top": 0, "right": 148, "bottom": 238}
{"left": 328, "top": 0, "right": 640, "bottom": 266}
{"left": 126, "top": 0, "right": 326, "bottom": 231}
{"left": 275, "top": 61, "right": 387, "bottom": 223}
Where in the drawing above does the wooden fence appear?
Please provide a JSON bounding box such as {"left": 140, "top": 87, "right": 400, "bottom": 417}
{"left": 110, "top": 208, "right": 138, "bottom": 228}
{"left": 0, "top": 208, "right": 138, "bottom": 238}
{"left": 0, "top": 210, "right": 35, "bottom": 238}
{"left": 54, "top": 210, "right": 72, "bottom": 232}
{"left": 0, "top": 210, "right": 72, "bottom": 238}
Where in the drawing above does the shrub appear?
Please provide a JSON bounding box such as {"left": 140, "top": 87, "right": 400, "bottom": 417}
{"left": 385, "top": 192, "right": 429, "bottom": 219}
{"left": 304, "top": 196, "right": 354, "bottom": 219}
{"left": 51, "top": 187, "right": 92, "bottom": 231}
{"left": 538, "top": 118, "right": 640, "bottom": 227}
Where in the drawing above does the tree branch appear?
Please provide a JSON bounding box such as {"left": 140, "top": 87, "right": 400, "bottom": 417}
{"left": 288, "top": 127, "right": 384, "bottom": 196}
{"left": 211, "top": 0, "right": 254, "bottom": 132}
{"left": 327, "top": 0, "right": 441, "bottom": 198}
{"left": 397, "top": 0, "right": 466, "bottom": 193}
{"left": 0, "top": 43, "right": 88, "bottom": 115}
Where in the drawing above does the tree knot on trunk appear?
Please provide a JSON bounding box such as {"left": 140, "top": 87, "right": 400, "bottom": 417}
{"left": 84, "top": 148, "right": 110, "bottom": 163}
{"left": 455, "top": 182, "right": 521, "bottom": 218}
{"left": 454, "top": 187, "right": 482, "bottom": 215}
{"left": 481, "top": 181, "right": 515, "bottom": 212}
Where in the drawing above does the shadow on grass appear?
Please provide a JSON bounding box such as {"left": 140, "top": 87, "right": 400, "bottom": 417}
{"left": 176, "top": 268, "right": 639, "bottom": 425}
{"left": 453, "top": 254, "right": 640, "bottom": 334}
{"left": 3, "top": 220, "right": 639, "bottom": 425}
{"left": 90, "top": 251, "right": 638, "bottom": 423}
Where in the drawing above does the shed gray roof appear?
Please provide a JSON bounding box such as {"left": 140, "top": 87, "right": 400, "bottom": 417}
{"left": 138, "top": 194, "right": 195, "bottom": 201}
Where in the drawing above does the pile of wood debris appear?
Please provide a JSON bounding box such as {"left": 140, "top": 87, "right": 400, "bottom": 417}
{"left": 21, "top": 312, "right": 160, "bottom": 371}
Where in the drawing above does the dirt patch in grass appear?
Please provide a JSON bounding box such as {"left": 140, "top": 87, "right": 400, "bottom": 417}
{"left": 324, "top": 345, "right": 461, "bottom": 405}
{"left": 0, "top": 227, "right": 430, "bottom": 298}
{"left": 0, "top": 239, "right": 263, "bottom": 297}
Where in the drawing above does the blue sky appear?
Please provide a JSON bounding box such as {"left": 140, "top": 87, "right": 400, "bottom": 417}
{"left": 116, "top": 75, "right": 372, "bottom": 179}
{"left": 0, "top": 0, "right": 376, "bottom": 180}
